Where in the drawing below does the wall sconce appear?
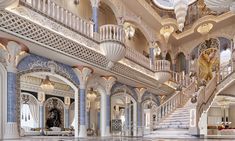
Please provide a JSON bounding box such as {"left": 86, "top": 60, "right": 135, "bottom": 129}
{"left": 124, "top": 22, "right": 135, "bottom": 40}
{"left": 197, "top": 23, "right": 213, "bottom": 35}
{"left": 74, "top": 0, "right": 79, "bottom": 5}
{"left": 38, "top": 91, "right": 45, "bottom": 103}
{"left": 64, "top": 97, "right": 71, "bottom": 105}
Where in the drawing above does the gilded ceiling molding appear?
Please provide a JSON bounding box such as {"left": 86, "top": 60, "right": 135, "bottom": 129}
{"left": 180, "top": 23, "right": 235, "bottom": 55}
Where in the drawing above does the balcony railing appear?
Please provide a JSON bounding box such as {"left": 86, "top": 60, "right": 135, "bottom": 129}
{"left": 155, "top": 60, "right": 171, "bottom": 72}
{"left": 100, "top": 24, "right": 125, "bottom": 44}
{"left": 125, "top": 47, "right": 150, "bottom": 69}
{"left": 151, "top": 81, "right": 195, "bottom": 127}
{"left": 20, "top": 0, "right": 94, "bottom": 38}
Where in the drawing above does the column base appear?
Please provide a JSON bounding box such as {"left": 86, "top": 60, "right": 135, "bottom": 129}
{"left": 105, "top": 126, "right": 111, "bottom": 136}
{"left": 137, "top": 127, "right": 143, "bottom": 136}
{"left": 4, "top": 122, "right": 19, "bottom": 139}
{"left": 79, "top": 125, "right": 87, "bottom": 137}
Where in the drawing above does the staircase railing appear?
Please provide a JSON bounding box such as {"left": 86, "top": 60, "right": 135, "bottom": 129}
{"left": 20, "top": 0, "right": 94, "bottom": 38}
{"left": 151, "top": 81, "right": 196, "bottom": 127}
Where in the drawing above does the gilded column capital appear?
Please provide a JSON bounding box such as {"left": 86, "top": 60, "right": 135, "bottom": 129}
{"left": 100, "top": 76, "right": 116, "bottom": 95}
{"left": 135, "top": 87, "right": 146, "bottom": 103}
{"left": 73, "top": 66, "right": 93, "bottom": 89}
{"left": 90, "top": 0, "right": 100, "bottom": 8}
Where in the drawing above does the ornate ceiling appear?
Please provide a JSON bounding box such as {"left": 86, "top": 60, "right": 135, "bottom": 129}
{"left": 146, "top": 0, "right": 221, "bottom": 31}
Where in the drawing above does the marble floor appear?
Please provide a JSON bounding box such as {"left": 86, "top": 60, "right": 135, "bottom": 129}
{"left": 2, "top": 136, "right": 235, "bottom": 141}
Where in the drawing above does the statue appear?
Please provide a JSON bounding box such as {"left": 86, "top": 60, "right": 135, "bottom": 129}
{"left": 46, "top": 108, "right": 61, "bottom": 128}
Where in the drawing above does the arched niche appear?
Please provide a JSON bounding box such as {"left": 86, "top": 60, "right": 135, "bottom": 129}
{"left": 20, "top": 93, "right": 40, "bottom": 132}
{"left": 44, "top": 97, "right": 65, "bottom": 128}
{"left": 0, "top": 63, "right": 7, "bottom": 139}
{"left": 99, "top": 1, "right": 117, "bottom": 26}
{"left": 111, "top": 92, "right": 137, "bottom": 136}
{"left": 166, "top": 52, "right": 172, "bottom": 70}
{"left": 125, "top": 25, "right": 149, "bottom": 57}
{"left": 175, "top": 52, "right": 186, "bottom": 73}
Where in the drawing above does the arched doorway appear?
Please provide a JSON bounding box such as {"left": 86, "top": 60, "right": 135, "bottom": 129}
{"left": 111, "top": 92, "right": 137, "bottom": 136}
{"left": 176, "top": 52, "right": 186, "bottom": 74}
{"left": 17, "top": 54, "right": 80, "bottom": 137}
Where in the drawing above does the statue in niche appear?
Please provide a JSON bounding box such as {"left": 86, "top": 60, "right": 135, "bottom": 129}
{"left": 198, "top": 39, "right": 219, "bottom": 82}
{"left": 46, "top": 99, "right": 62, "bottom": 128}
{"left": 46, "top": 108, "right": 61, "bottom": 128}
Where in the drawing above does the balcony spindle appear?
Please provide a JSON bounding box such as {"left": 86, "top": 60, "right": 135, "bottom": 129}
{"left": 42, "top": 0, "right": 46, "bottom": 13}
{"left": 47, "top": 0, "right": 51, "bottom": 16}
{"left": 38, "top": 0, "right": 41, "bottom": 11}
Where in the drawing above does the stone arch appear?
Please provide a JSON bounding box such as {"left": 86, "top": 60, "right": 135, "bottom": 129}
{"left": 16, "top": 54, "right": 80, "bottom": 137}
{"left": 111, "top": 83, "right": 137, "bottom": 101}
{"left": 175, "top": 52, "right": 186, "bottom": 73}
{"left": 0, "top": 63, "right": 7, "bottom": 139}
{"left": 141, "top": 92, "right": 160, "bottom": 106}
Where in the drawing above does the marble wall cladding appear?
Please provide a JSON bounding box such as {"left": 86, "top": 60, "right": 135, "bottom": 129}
{"left": 80, "top": 89, "right": 86, "bottom": 125}
{"left": 7, "top": 72, "right": 17, "bottom": 122}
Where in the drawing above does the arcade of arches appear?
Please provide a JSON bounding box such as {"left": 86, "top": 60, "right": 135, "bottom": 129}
{"left": 0, "top": 0, "right": 235, "bottom": 140}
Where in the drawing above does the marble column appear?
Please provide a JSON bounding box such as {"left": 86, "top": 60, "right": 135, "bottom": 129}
{"left": 125, "top": 105, "right": 130, "bottom": 136}
{"left": 135, "top": 88, "right": 146, "bottom": 136}
{"left": 90, "top": 0, "right": 100, "bottom": 32}
{"left": 64, "top": 106, "right": 70, "bottom": 128}
{"left": 4, "top": 41, "right": 22, "bottom": 139}
{"left": 73, "top": 67, "right": 92, "bottom": 137}
{"left": 149, "top": 41, "right": 157, "bottom": 70}
{"left": 100, "top": 76, "right": 116, "bottom": 136}
{"left": 39, "top": 103, "right": 44, "bottom": 135}
{"left": 100, "top": 91, "right": 107, "bottom": 136}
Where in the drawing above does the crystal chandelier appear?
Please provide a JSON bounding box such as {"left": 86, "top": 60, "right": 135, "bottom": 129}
{"left": 172, "top": 0, "right": 189, "bottom": 31}
{"left": 87, "top": 88, "right": 97, "bottom": 102}
{"left": 40, "top": 75, "right": 54, "bottom": 91}
{"left": 123, "top": 22, "right": 135, "bottom": 40}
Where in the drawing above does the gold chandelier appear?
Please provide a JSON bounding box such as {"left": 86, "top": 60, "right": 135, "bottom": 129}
{"left": 40, "top": 75, "right": 54, "bottom": 91}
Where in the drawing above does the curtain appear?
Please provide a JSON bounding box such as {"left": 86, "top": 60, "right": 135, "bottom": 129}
{"left": 28, "top": 97, "right": 39, "bottom": 128}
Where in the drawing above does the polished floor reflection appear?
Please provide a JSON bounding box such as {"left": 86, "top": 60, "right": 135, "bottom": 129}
{"left": 3, "top": 136, "right": 235, "bottom": 141}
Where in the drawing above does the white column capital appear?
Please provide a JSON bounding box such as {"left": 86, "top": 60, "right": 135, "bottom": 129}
{"left": 5, "top": 41, "right": 25, "bottom": 72}
{"left": 73, "top": 66, "right": 93, "bottom": 89}
{"left": 135, "top": 87, "right": 146, "bottom": 103}
{"left": 90, "top": 0, "right": 100, "bottom": 8}
{"left": 100, "top": 76, "right": 116, "bottom": 95}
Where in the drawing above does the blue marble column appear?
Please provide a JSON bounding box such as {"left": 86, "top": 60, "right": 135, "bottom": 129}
{"left": 106, "top": 95, "right": 110, "bottom": 130}
{"left": 137, "top": 102, "right": 142, "bottom": 127}
{"left": 39, "top": 104, "right": 44, "bottom": 134}
{"left": 80, "top": 89, "right": 86, "bottom": 126}
{"left": 92, "top": 7, "right": 99, "bottom": 32}
{"left": 125, "top": 106, "right": 129, "bottom": 131}
{"left": 7, "top": 72, "right": 17, "bottom": 122}
{"left": 64, "top": 108, "right": 70, "bottom": 128}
